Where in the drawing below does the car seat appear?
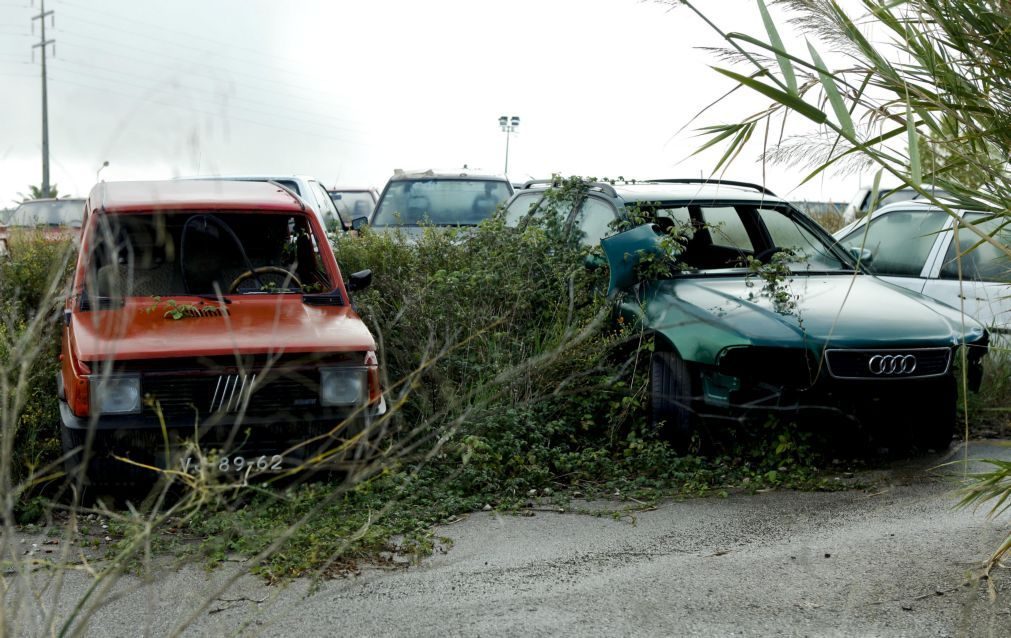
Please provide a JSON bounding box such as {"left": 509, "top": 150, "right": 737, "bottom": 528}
{"left": 676, "top": 221, "right": 715, "bottom": 269}
{"left": 470, "top": 193, "right": 498, "bottom": 221}
{"left": 405, "top": 195, "right": 430, "bottom": 224}
{"left": 95, "top": 222, "right": 178, "bottom": 297}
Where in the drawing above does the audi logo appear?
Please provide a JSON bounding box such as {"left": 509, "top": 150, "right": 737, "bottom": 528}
{"left": 867, "top": 354, "right": 917, "bottom": 376}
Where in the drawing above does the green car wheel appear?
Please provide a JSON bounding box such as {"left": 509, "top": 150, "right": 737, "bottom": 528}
{"left": 650, "top": 350, "right": 697, "bottom": 449}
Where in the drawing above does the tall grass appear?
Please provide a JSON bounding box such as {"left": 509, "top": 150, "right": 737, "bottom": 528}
{"left": 0, "top": 199, "right": 688, "bottom": 632}
{"left": 0, "top": 233, "right": 74, "bottom": 498}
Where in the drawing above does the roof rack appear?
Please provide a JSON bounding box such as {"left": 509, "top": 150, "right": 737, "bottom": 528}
{"left": 519, "top": 179, "right": 617, "bottom": 198}
{"left": 643, "top": 179, "right": 777, "bottom": 197}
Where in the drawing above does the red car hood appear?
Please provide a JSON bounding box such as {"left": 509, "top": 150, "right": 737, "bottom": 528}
{"left": 71, "top": 296, "right": 376, "bottom": 361}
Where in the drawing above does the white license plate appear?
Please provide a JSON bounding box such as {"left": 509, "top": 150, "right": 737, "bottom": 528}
{"left": 180, "top": 454, "right": 285, "bottom": 475}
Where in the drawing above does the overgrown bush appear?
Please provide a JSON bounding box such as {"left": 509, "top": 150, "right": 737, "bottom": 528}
{"left": 0, "top": 233, "right": 74, "bottom": 501}
{"left": 0, "top": 232, "right": 75, "bottom": 319}
{"left": 332, "top": 182, "right": 658, "bottom": 489}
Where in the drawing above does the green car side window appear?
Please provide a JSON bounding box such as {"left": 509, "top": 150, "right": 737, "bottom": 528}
{"left": 700, "top": 207, "right": 753, "bottom": 251}
{"left": 758, "top": 208, "right": 846, "bottom": 269}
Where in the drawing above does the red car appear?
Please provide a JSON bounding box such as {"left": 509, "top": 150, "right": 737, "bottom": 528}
{"left": 59, "top": 180, "right": 384, "bottom": 484}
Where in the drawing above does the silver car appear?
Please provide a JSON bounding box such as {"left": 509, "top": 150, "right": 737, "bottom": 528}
{"left": 370, "top": 169, "right": 513, "bottom": 240}
{"left": 835, "top": 201, "right": 1011, "bottom": 332}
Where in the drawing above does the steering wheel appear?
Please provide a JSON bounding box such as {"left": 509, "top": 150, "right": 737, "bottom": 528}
{"left": 753, "top": 247, "right": 784, "bottom": 263}
{"left": 228, "top": 266, "right": 303, "bottom": 293}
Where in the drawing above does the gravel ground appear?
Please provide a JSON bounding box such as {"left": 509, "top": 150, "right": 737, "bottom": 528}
{"left": 5, "top": 441, "right": 1011, "bottom": 637}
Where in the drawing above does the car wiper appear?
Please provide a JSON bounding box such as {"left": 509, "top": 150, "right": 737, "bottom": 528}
{"left": 233, "top": 289, "right": 301, "bottom": 295}
{"left": 302, "top": 290, "right": 344, "bottom": 306}
{"left": 79, "top": 295, "right": 124, "bottom": 311}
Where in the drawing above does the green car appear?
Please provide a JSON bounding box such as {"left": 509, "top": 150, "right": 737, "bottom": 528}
{"left": 504, "top": 179, "right": 989, "bottom": 449}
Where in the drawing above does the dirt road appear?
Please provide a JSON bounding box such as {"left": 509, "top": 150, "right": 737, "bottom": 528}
{"left": 7, "top": 441, "right": 1011, "bottom": 636}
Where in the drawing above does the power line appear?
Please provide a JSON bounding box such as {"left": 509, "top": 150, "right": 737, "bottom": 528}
{"left": 56, "top": 0, "right": 331, "bottom": 81}
{"left": 47, "top": 61, "right": 367, "bottom": 140}
{"left": 54, "top": 30, "right": 368, "bottom": 128}
{"left": 51, "top": 16, "right": 361, "bottom": 112}
{"left": 47, "top": 48, "right": 368, "bottom": 136}
{"left": 56, "top": 7, "right": 352, "bottom": 98}
{"left": 44, "top": 72, "right": 368, "bottom": 148}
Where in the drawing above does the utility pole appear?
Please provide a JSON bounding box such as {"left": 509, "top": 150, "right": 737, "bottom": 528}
{"left": 32, "top": 0, "right": 55, "bottom": 198}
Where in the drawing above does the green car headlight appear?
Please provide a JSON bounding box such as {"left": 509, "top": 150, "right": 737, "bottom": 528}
{"left": 319, "top": 368, "right": 366, "bottom": 407}
{"left": 91, "top": 375, "right": 142, "bottom": 415}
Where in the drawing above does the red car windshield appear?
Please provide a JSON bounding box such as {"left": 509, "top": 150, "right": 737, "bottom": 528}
{"left": 85, "top": 211, "right": 332, "bottom": 298}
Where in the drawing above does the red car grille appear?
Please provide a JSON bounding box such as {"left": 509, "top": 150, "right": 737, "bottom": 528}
{"left": 141, "top": 372, "right": 321, "bottom": 420}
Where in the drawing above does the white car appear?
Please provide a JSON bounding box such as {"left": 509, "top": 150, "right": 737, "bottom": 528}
{"left": 184, "top": 175, "right": 349, "bottom": 232}
{"left": 841, "top": 185, "right": 950, "bottom": 224}
{"left": 369, "top": 169, "right": 513, "bottom": 240}
{"left": 835, "top": 201, "right": 1011, "bottom": 332}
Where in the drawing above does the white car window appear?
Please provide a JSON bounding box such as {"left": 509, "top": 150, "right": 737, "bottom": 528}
{"left": 504, "top": 192, "right": 545, "bottom": 227}
{"left": 9, "top": 200, "right": 85, "bottom": 227}
{"left": 939, "top": 214, "right": 1011, "bottom": 282}
{"left": 838, "top": 210, "right": 948, "bottom": 277}
{"left": 373, "top": 180, "right": 512, "bottom": 226}
{"left": 572, "top": 198, "right": 618, "bottom": 246}
{"left": 310, "top": 182, "right": 343, "bottom": 230}
{"left": 331, "top": 191, "right": 374, "bottom": 221}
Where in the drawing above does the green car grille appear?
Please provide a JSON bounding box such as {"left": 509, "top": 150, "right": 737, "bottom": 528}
{"left": 824, "top": 348, "right": 951, "bottom": 380}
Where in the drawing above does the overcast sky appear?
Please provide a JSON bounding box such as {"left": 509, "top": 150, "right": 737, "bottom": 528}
{"left": 0, "top": 0, "right": 872, "bottom": 205}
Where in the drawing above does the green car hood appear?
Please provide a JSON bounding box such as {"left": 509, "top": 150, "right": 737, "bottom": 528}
{"left": 627, "top": 274, "right": 986, "bottom": 364}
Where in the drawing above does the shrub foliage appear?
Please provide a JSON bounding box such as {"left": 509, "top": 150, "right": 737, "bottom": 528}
{"left": 0, "top": 233, "right": 74, "bottom": 495}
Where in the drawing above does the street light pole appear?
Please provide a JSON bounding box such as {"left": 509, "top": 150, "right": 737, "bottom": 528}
{"left": 498, "top": 115, "right": 520, "bottom": 175}
{"left": 96, "top": 160, "right": 109, "bottom": 182}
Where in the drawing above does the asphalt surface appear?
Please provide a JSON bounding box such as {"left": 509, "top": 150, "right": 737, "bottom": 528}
{"left": 6, "top": 441, "right": 1011, "bottom": 637}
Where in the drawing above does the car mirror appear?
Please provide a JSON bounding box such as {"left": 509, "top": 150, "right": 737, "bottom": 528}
{"left": 600, "top": 223, "right": 666, "bottom": 295}
{"left": 847, "top": 246, "right": 874, "bottom": 265}
{"left": 583, "top": 253, "right": 607, "bottom": 271}
{"left": 347, "top": 269, "right": 372, "bottom": 292}
{"left": 331, "top": 193, "right": 342, "bottom": 200}
{"left": 351, "top": 216, "right": 369, "bottom": 231}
